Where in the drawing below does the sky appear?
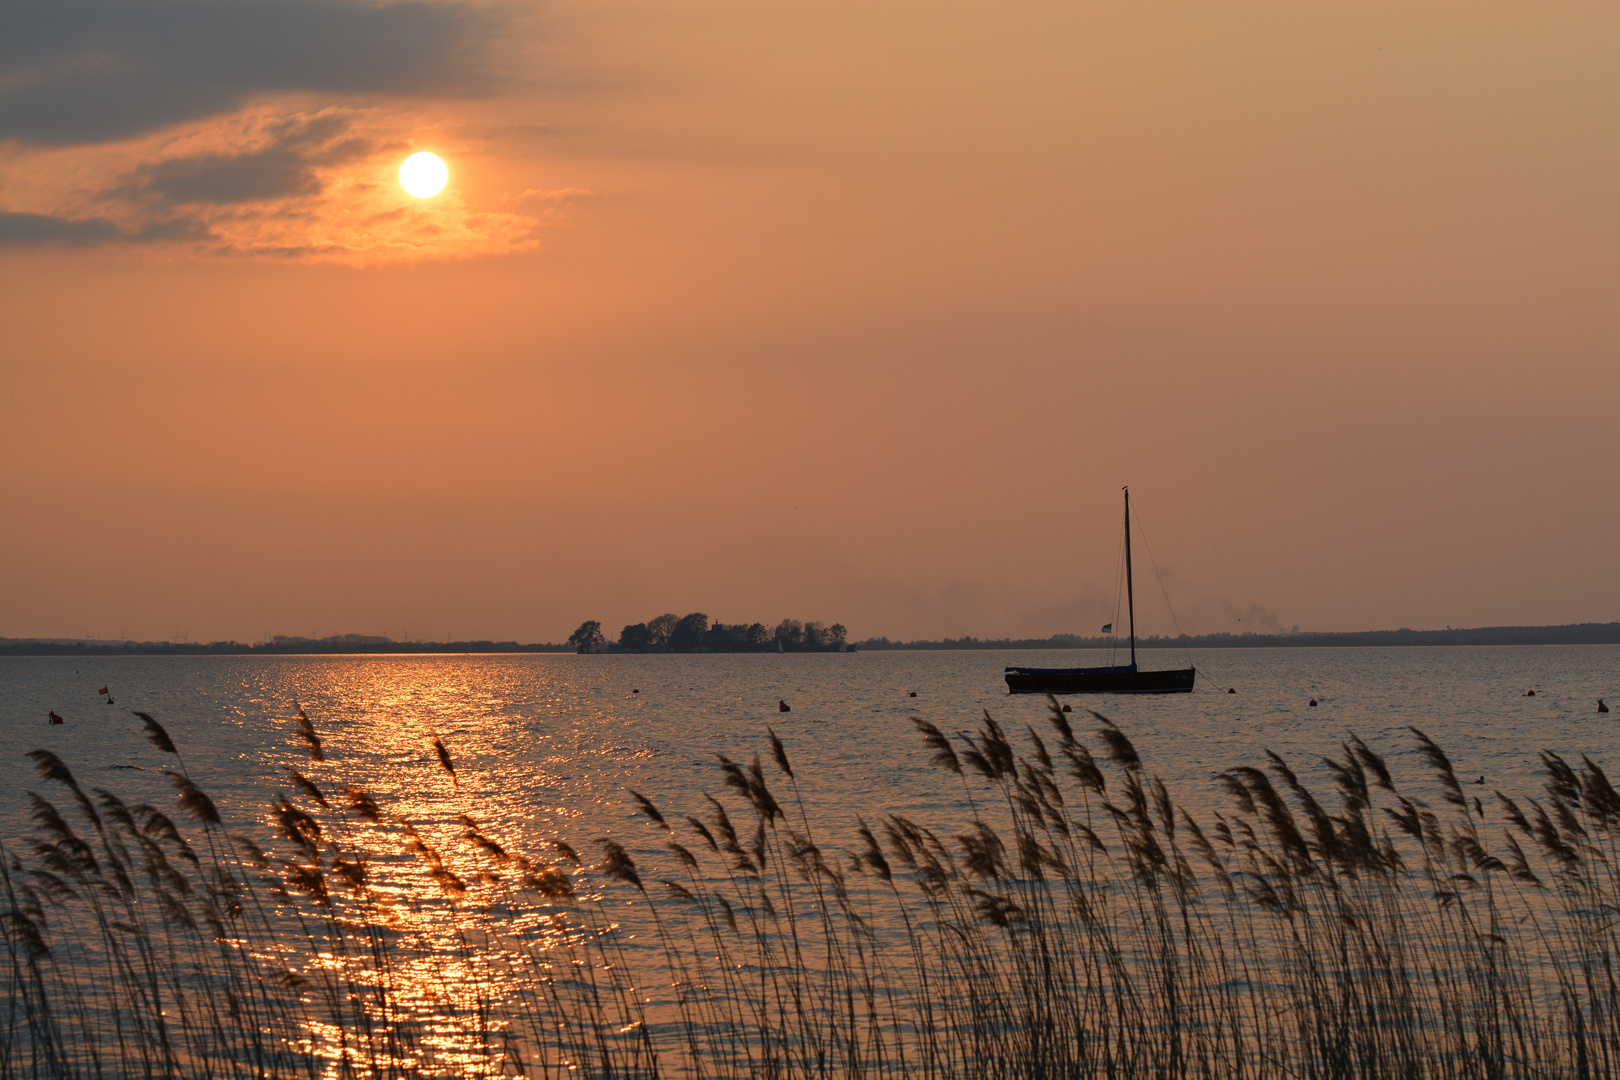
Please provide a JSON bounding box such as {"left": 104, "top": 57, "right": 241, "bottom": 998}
{"left": 2, "top": 0, "right": 1616, "bottom": 644}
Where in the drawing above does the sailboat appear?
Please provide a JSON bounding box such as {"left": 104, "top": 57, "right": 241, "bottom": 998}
{"left": 1004, "top": 488, "right": 1196, "bottom": 695}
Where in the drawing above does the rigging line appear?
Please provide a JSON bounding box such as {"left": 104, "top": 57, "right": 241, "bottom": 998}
{"left": 1127, "top": 499, "right": 1209, "bottom": 679}
{"left": 1130, "top": 501, "right": 1236, "bottom": 690}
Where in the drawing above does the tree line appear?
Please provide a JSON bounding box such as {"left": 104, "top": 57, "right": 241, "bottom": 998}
{"left": 566, "top": 614, "right": 849, "bottom": 653}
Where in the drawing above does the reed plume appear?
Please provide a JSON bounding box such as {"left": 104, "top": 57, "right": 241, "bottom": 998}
{"left": 2, "top": 701, "right": 1613, "bottom": 1079}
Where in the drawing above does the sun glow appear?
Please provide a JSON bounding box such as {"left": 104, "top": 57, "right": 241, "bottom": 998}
{"left": 399, "top": 151, "right": 448, "bottom": 198}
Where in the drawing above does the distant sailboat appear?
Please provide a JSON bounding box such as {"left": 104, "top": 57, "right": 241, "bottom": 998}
{"left": 1004, "top": 488, "right": 1196, "bottom": 695}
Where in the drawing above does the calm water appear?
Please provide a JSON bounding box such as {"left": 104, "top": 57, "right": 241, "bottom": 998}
{"left": 3, "top": 646, "right": 1615, "bottom": 851}
{"left": 4, "top": 646, "right": 1616, "bottom": 1076}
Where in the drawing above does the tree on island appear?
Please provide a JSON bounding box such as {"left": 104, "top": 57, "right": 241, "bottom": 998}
{"left": 619, "top": 623, "right": 654, "bottom": 651}
{"left": 593, "top": 613, "right": 851, "bottom": 653}
{"left": 567, "top": 621, "right": 606, "bottom": 653}
{"left": 774, "top": 619, "right": 803, "bottom": 650}
{"left": 669, "top": 613, "right": 709, "bottom": 652}
{"left": 646, "top": 613, "right": 680, "bottom": 649}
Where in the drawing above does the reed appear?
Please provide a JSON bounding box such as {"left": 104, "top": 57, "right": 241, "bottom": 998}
{"left": 2, "top": 699, "right": 1614, "bottom": 1078}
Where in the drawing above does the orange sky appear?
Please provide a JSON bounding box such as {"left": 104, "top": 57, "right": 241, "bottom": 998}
{"left": 2, "top": 0, "right": 1616, "bottom": 643}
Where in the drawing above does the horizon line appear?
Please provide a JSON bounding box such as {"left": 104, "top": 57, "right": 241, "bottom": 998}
{"left": 3, "top": 620, "right": 1617, "bottom": 654}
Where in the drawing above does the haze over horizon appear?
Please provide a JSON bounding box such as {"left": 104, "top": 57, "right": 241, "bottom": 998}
{"left": 3, "top": 1, "right": 1616, "bottom": 645}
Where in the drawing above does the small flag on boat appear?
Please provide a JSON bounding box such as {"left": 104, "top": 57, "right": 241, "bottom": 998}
{"left": 99, "top": 686, "right": 109, "bottom": 695}
{"left": 1100, "top": 623, "right": 1112, "bottom": 633}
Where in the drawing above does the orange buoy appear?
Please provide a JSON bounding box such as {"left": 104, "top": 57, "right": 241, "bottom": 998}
{"left": 48, "top": 711, "right": 64, "bottom": 725}
{"left": 779, "top": 700, "right": 791, "bottom": 712}
{"left": 1308, "top": 699, "right": 1318, "bottom": 707}
{"left": 1600, "top": 699, "right": 1610, "bottom": 714}
{"left": 1227, "top": 688, "right": 1236, "bottom": 694}
{"left": 908, "top": 691, "right": 917, "bottom": 697}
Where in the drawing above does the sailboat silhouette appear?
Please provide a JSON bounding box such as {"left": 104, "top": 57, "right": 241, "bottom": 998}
{"left": 1004, "top": 488, "right": 1195, "bottom": 695}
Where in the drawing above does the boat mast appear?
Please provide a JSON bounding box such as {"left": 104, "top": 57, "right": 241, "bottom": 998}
{"left": 1123, "top": 486, "right": 1136, "bottom": 668}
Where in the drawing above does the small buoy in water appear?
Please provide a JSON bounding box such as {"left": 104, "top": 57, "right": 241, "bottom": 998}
{"left": 1061, "top": 703, "right": 1072, "bottom": 713}
{"left": 48, "top": 711, "right": 64, "bottom": 725}
{"left": 632, "top": 689, "right": 639, "bottom": 694}
{"left": 779, "top": 700, "right": 791, "bottom": 712}
{"left": 1308, "top": 699, "right": 1318, "bottom": 707}
{"left": 1600, "top": 699, "right": 1610, "bottom": 714}
{"left": 1474, "top": 776, "right": 1485, "bottom": 785}
{"left": 908, "top": 691, "right": 917, "bottom": 697}
{"left": 1227, "top": 688, "right": 1236, "bottom": 694}
{"left": 106, "top": 697, "right": 114, "bottom": 704}
{"left": 1526, "top": 690, "right": 1536, "bottom": 697}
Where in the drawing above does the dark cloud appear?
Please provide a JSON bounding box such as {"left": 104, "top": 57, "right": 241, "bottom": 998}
{"left": 4, "top": 113, "right": 369, "bottom": 251}
{"left": 1, "top": 0, "right": 502, "bottom": 146}
{"left": 0, "top": 212, "right": 122, "bottom": 247}
{"left": 136, "top": 147, "right": 326, "bottom": 204}
{"left": 121, "top": 113, "right": 374, "bottom": 205}
{"left": 0, "top": 210, "right": 211, "bottom": 247}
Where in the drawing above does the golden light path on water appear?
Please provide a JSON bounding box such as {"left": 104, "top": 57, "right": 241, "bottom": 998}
{"left": 1, "top": 648, "right": 1614, "bottom": 1076}
{"left": 265, "top": 662, "right": 631, "bottom": 1077}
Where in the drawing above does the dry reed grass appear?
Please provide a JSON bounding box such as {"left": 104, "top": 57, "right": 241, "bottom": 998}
{"left": 2, "top": 699, "right": 1614, "bottom": 1078}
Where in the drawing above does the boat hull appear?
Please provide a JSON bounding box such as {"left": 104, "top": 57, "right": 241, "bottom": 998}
{"left": 1004, "top": 665, "right": 1195, "bottom": 695}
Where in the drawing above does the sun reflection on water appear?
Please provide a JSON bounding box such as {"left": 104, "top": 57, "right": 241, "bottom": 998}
{"left": 5, "top": 650, "right": 1615, "bottom": 1076}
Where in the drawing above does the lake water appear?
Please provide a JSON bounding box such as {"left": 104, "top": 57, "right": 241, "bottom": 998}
{"left": 3, "top": 647, "right": 1616, "bottom": 1077}
{"left": 3, "top": 647, "right": 1615, "bottom": 851}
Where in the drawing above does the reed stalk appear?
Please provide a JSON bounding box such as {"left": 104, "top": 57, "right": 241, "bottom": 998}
{"left": 2, "top": 698, "right": 1613, "bottom": 1078}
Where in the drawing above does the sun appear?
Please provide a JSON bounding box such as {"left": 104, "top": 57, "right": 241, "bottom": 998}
{"left": 399, "top": 152, "right": 448, "bottom": 198}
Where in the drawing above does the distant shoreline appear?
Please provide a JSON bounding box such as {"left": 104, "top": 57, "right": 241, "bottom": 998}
{"left": 856, "top": 622, "right": 1620, "bottom": 651}
{"left": 0, "top": 641, "right": 573, "bottom": 656}
{"left": 2, "top": 621, "right": 1615, "bottom": 656}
